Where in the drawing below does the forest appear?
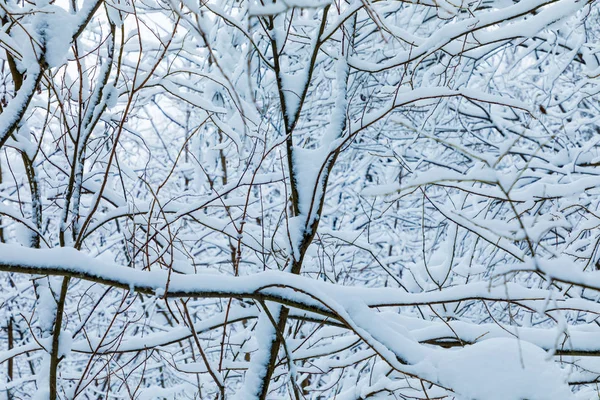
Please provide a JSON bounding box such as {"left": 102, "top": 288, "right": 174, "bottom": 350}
{"left": 0, "top": 0, "right": 599, "bottom": 398}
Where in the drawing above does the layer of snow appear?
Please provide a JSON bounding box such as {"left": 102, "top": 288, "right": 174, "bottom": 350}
{"left": 426, "top": 338, "right": 573, "bottom": 400}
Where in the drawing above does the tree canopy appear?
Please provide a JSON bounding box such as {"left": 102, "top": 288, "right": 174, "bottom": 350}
{"left": 0, "top": 0, "right": 599, "bottom": 398}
